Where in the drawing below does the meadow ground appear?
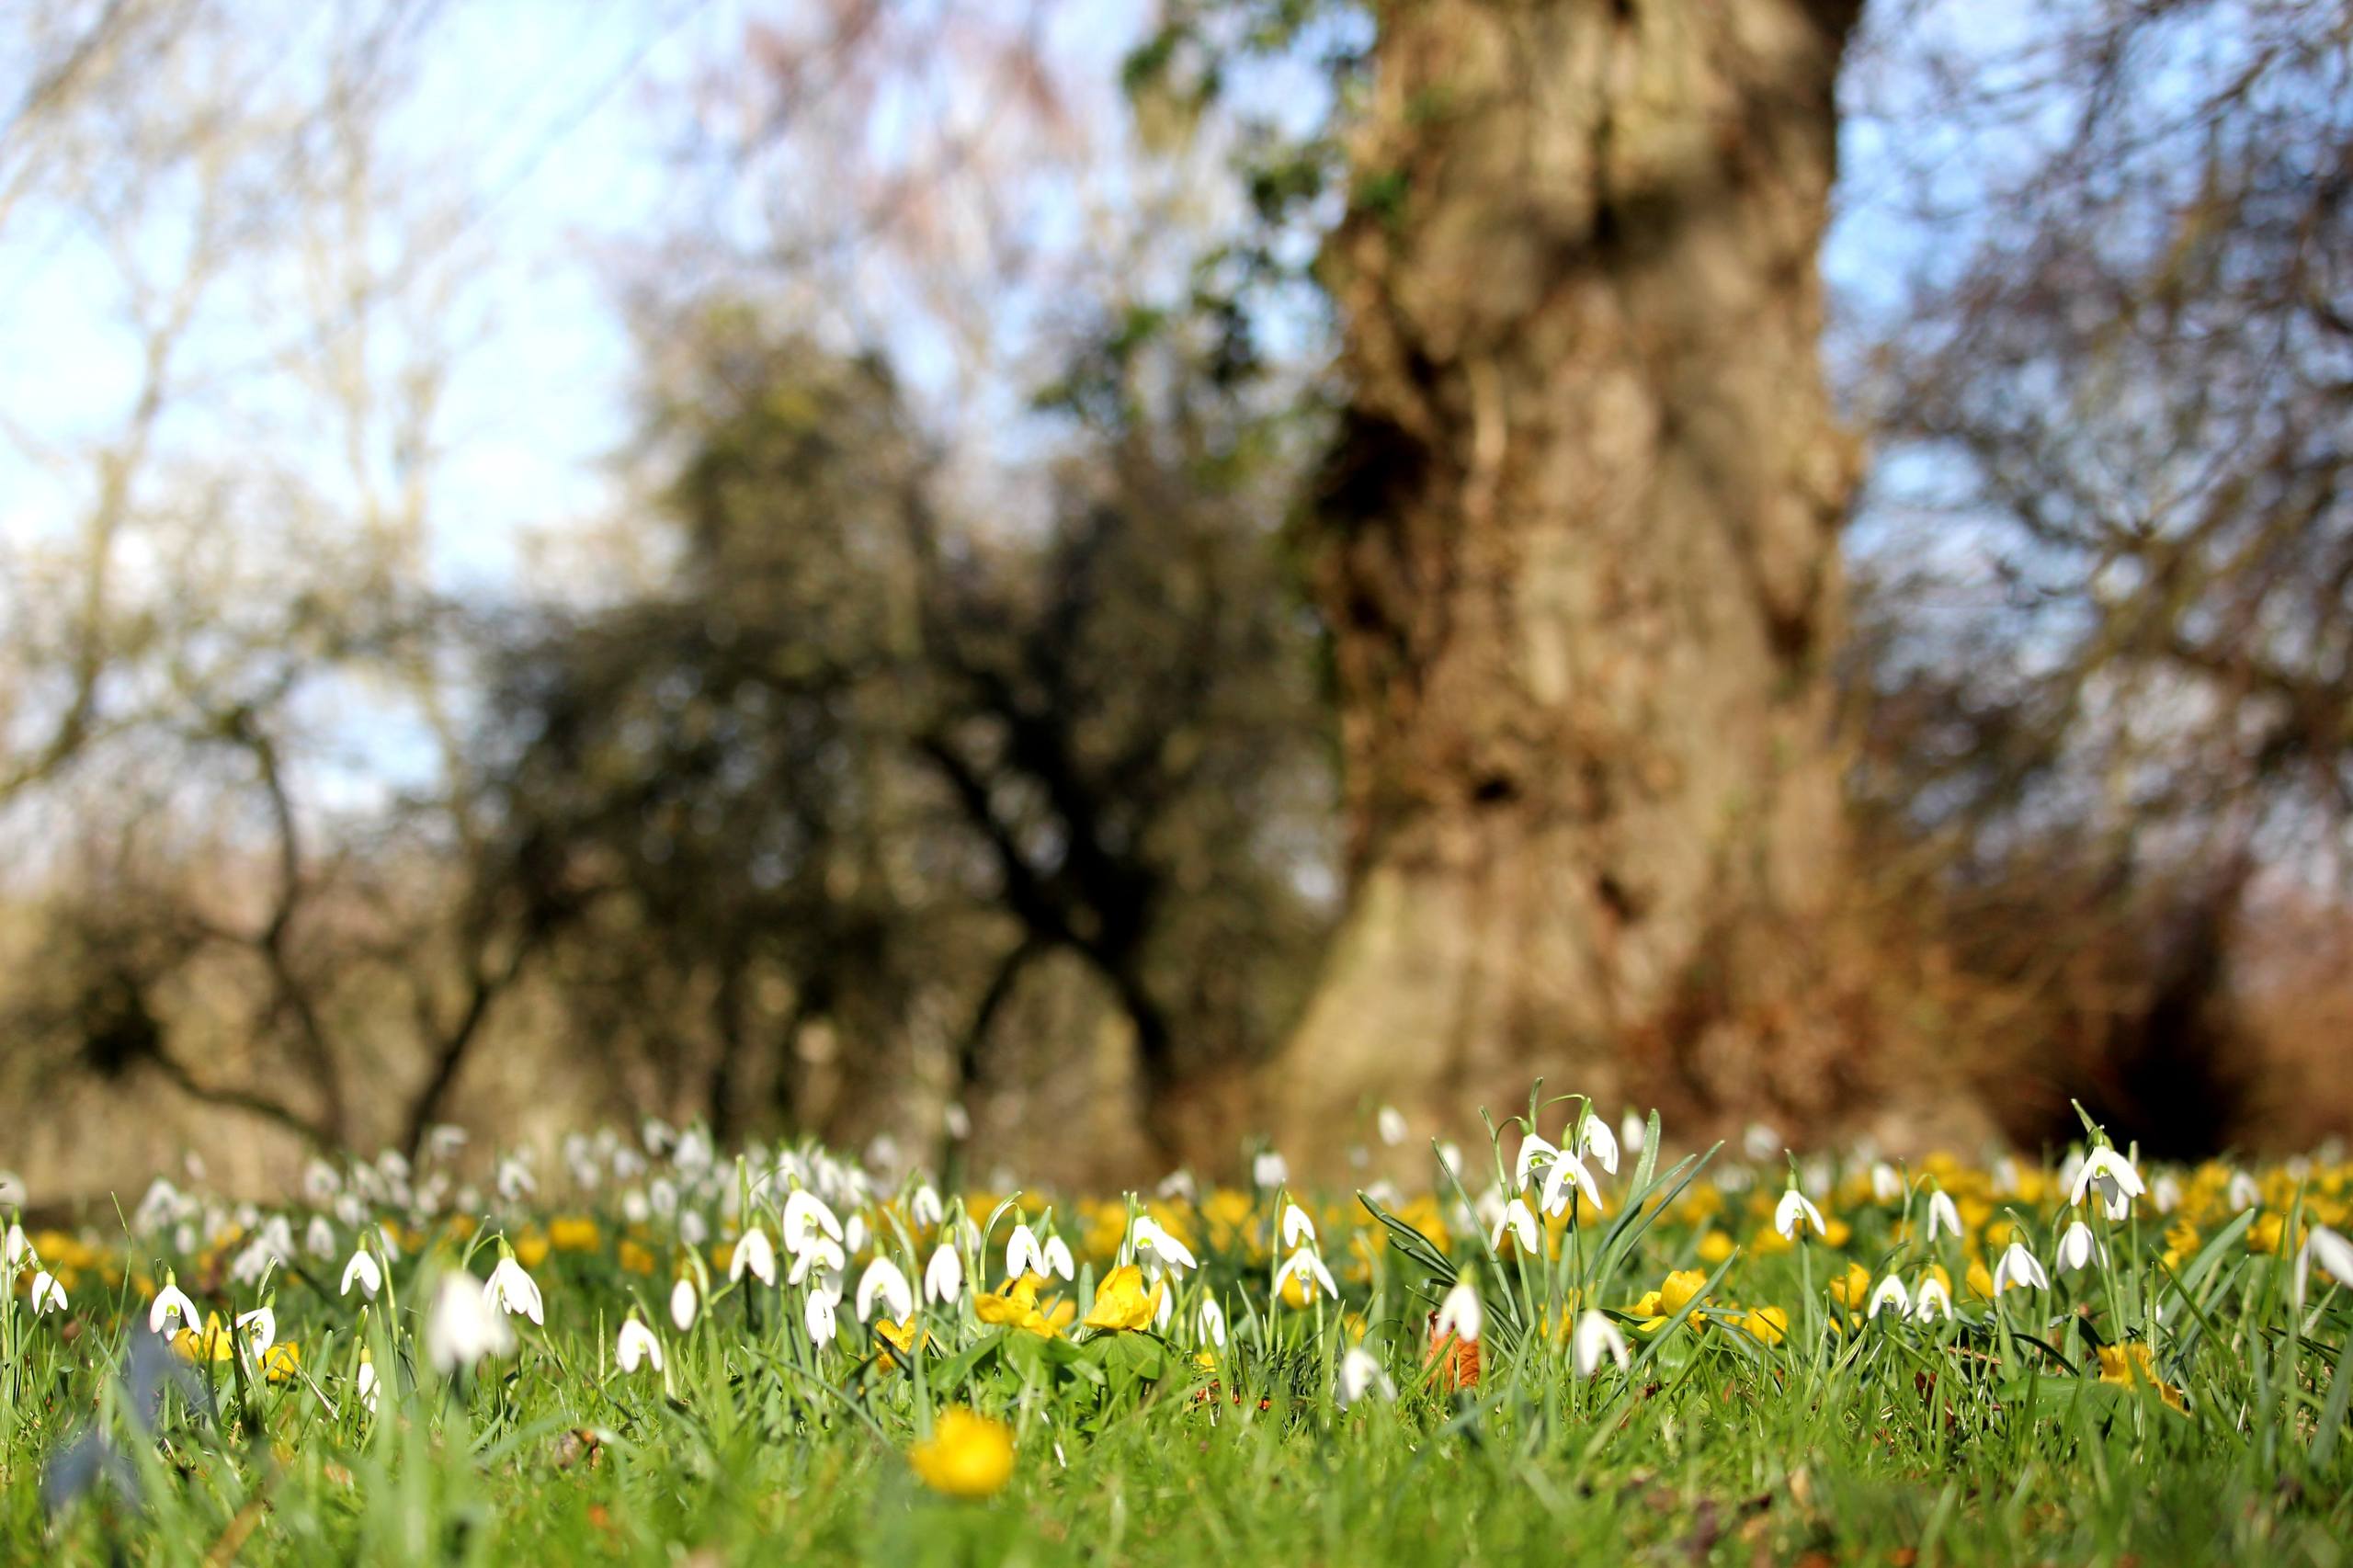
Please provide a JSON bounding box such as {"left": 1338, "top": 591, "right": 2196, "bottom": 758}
{"left": 5, "top": 1096, "right": 2353, "bottom": 1566}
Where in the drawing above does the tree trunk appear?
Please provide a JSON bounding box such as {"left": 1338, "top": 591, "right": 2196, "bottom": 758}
{"left": 1272, "top": 0, "right": 1904, "bottom": 1166}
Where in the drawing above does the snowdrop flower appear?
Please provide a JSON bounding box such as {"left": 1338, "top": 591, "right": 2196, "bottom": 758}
{"left": 1620, "top": 1110, "right": 1647, "bottom": 1156}
{"left": 1, "top": 1222, "right": 26, "bottom": 1279}
{"left": 1491, "top": 1197, "right": 1540, "bottom": 1254}
{"left": 303, "top": 1216, "right": 336, "bottom": 1260}
{"left": 1434, "top": 1279, "right": 1483, "bottom": 1345}
{"left": 1774, "top": 1186, "right": 1826, "bottom": 1241}
{"left": 0, "top": 1170, "right": 25, "bottom": 1207}
{"left": 1540, "top": 1151, "right": 1602, "bottom": 1216}
{"left": 1252, "top": 1150, "right": 1290, "bottom": 1189}
{"left": 679, "top": 1210, "right": 710, "bottom": 1249}
{"left": 1513, "top": 1133, "right": 1560, "bottom": 1190}
{"left": 426, "top": 1271, "right": 516, "bottom": 1370}
{"left": 1272, "top": 1247, "right": 1337, "bottom": 1301}
{"left": 1991, "top": 1241, "right": 2049, "bottom": 1294}
{"left": 1197, "top": 1294, "right": 1227, "bottom": 1349}
{"left": 672, "top": 1127, "right": 713, "bottom": 1173}
{"left": 804, "top": 1288, "right": 839, "bottom": 1349}
{"left": 1742, "top": 1123, "right": 1782, "bottom": 1162}
{"left": 2227, "top": 1171, "right": 2261, "bottom": 1212}
{"left": 730, "top": 1228, "right": 778, "bottom": 1288}
{"left": 649, "top": 1178, "right": 678, "bottom": 1220}
{"left": 1870, "top": 1163, "right": 1904, "bottom": 1205}
{"left": 1926, "top": 1189, "right": 1963, "bottom": 1244}
{"left": 29, "top": 1270, "right": 66, "bottom": 1316}
{"left": 1992, "top": 1156, "right": 2020, "bottom": 1198}
{"left": 494, "top": 1157, "right": 535, "bottom": 1203}
{"left": 856, "top": 1257, "right": 914, "bottom": 1324}
{"left": 236, "top": 1306, "right": 277, "bottom": 1353}
{"left": 642, "top": 1117, "right": 676, "bottom": 1155}
{"left": 484, "top": 1256, "right": 545, "bottom": 1324}
{"left": 1336, "top": 1346, "right": 1393, "bottom": 1409}
{"left": 942, "top": 1102, "right": 972, "bottom": 1140}
{"left": 1280, "top": 1202, "right": 1318, "bottom": 1249}
{"left": 2293, "top": 1225, "right": 2353, "bottom": 1309}
{"left": 1576, "top": 1109, "right": 1620, "bottom": 1176}
{"left": 670, "top": 1277, "right": 699, "bottom": 1332}
{"left": 1574, "top": 1310, "right": 1630, "bottom": 1377}
{"left": 1867, "top": 1275, "right": 1911, "bottom": 1320}
{"left": 782, "top": 1190, "right": 844, "bottom": 1254}
{"left": 2152, "top": 1174, "right": 2183, "bottom": 1214}
{"left": 1914, "top": 1274, "right": 1954, "bottom": 1322}
{"left": 2055, "top": 1221, "right": 2103, "bottom": 1275}
{"left": 149, "top": 1280, "right": 199, "bottom": 1335}
{"left": 1377, "top": 1105, "right": 1409, "bottom": 1146}
{"left": 925, "top": 1243, "right": 964, "bottom": 1305}
{"left": 910, "top": 1184, "right": 944, "bottom": 1228}
{"left": 845, "top": 1215, "right": 869, "bottom": 1256}
{"left": 1131, "top": 1217, "right": 1197, "bottom": 1275}
{"left": 787, "top": 1236, "right": 847, "bottom": 1283}
{"left": 617, "top": 1318, "right": 664, "bottom": 1374}
{"left": 1156, "top": 1170, "right": 1197, "bottom": 1202}
{"left": 1041, "top": 1235, "right": 1075, "bottom": 1281}
{"left": 341, "top": 1246, "right": 382, "bottom": 1299}
{"left": 2069, "top": 1145, "right": 2145, "bottom": 1211}
{"left": 356, "top": 1358, "right": 380, "bottom": 1414}
{"left": 1006, "top": 1223, "right": 1048, "bottom": 1280}
{"left": 1436, "top": 1142, "right": 1463, "bottom": 1179}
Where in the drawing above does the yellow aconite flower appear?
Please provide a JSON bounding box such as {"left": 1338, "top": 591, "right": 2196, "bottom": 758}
{"left": 1631, "top": 1269, "right": 1708, "bottom": 1334}
{"left": 1966, "top": 1260, "right": 1996, "bottom": 1301}
{"left": 976, "top": 1275, "right": 1074, "bottom": 1338}
{"left": 1820, "top": 1217, "right": 1854, "bottom": 1249}
{"left": 875, "top": 1316, "right": 928, "bottom": 1369}
{"left": 1696, "top": 1231, "right": 1736, "bottom": 1265}
{"left": 1083, "top": 1265, "right": 1165, "bottom": 1332}
{"left": 2247, "top": 1213, "right": 2302, "bottom": 1256}
{"left": 908, "top": 1409, "right": 1016, "bottom": 1499}
{"left": 1826, "top": 1261, "right": 1873, "bottom": 1310}
{"left": 1743, "top": 1306, "right": 1790, "bottom": 1346}
{"left": 174, "top": 1312, "right": 234, "bottom": 1362}
{"left": 2162, "top": 1221, "right": 2200, "bottom": 1271}
{"left": 2097, "top": 1343, "right": 2187, "bottom": 1412}
{"left": 549, "top": 1217, "right": 601, "bottom": 1253}
{"left": 514, "top": 1228, "right": 551, "bottom": 1270}
{"left": 617, "top": 1240, "right": 656, "bottom": 1276}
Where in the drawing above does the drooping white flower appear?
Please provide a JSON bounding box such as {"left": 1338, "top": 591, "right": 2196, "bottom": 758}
{"left": 787, "top": 1235, "right": 847, "bottom": 1283}
{"left": 1280, "top": 1202, "right": 1318, "bottom": 1249}
{"left": 0, "top": 1170, "right": 27, "bottom": 1207}
{"left": 1336, "top": 1346, "right": 1394, "bottom": 1409}
{"left": 1576, "top": 1110, "right": 1620, "bottom": 1176}
{"left": 2293, "top": 1225, "right": 2353, "bottom": 1310}
{"left": 670, "top": 1277, "right": 699, "bottom": 1332}
{"left": 1273, "top": 1247, "right": 1338, "bottom": 1302}
{"left": 1620, "top": 1110, "right": 1647, "bottom": 1156}
{"left": 1434, "top": 1279, "right": 1483, "bottom": 1345}
{"left": 1155, "top": 1280, "right": 1175, "bottom": 1331}
{"left": 1926, "top": 1190, "right": 1963, "bottom": 1244}
{"left": 943, "top": 1102, "right": 972, "bottom": 1140}
{"left": 845, "top": 1215, "right": 869, "bottom": 1256}
{"left": 1040, "top": 1235, "right": 1076, "bottom": 1281}
{"left": 1376, "top": 1106, "right": 1409, "bottom": 1147}
{"left": 782, "top": 1190, "right": 844, "bottom": 1255}
{"left": 1573, "top": 1310, "right": 1630, "bottom": 1377}
{"left": 1006, "top": 1222, "right": 1047, "bottom": 1280}
{"left": 803, "top": 1287, "right": 838, "bottom": 1349}
{"left": 2054, "top": 1221, "right": 2103, "bottom": 1275}
{"left": 1914, "top": 1274, "right": 1955, "bottom": 1322}
{"left": 340, "top": 1247, "right": 382, "bottom": 1299}
{"left": 856, "top": 1257, "right": 914, "bottom": 1324}
{"left": 1513, "top": 1133, "right": 1560, "bottom": 1190}
{"left": 729, "top": 1228, "right": 779, "bottom": 1288}
{"left": 494, "top": 1156, "right": 535, "bottom": 1204}
{"left": 483, "top": 1256, "right": 545, "bottom": 1324}
{"left": 149, "top": 1282, "right": 199, "bottom": 1335}
{"left": 1131, "top": 1217, "right": 1197, "bottom": 1275}
{"left": 1991, "top": 1242, "right": 2049, "bottom": 1294}
{"left": 1156, "top": 1170, "right": 1197, "bottom": 1202}
{"left": 679, "top": 1210, "right": 710, "bottom": 1249}
{"left": 1540, "top": 1151, "right": 1603, "bottom": 1217}
{"left": 1870, "top": 1163, "right": 1904, "bottom": 1206}
{"left": 2227, "top": 1170, "right": 2261, "bottom": 1212}
{"left": 304, "top": 1215, "right": 337, "bottom": 1259}
{"left": 1, "top": 1222, "right": 26, "bottom": 1279}
{"left": 1491, "top": 1197, "right": 1540, "bottom": 1255}
{"left": 2152, "top": 1174, "right": 2183, "bottom": 1214}
{"left": 426, "top": 1270, "right": 516, "bottom": 1371}
{"left": 924, "top": 1242, "right": 964, "bottom": 1305}
{"left": 1773, "top": 1187, "right": 1826, "bottom": 1241}
{"left": 1252, "top": 1150, "right": 1290, "bottom": 1189}
{"left": 1742, "top": 1123, "right": 1782, "bottom": 1163}
{"left": 356, "top": 1358, "right": 380, "bottom": 1413}
{"left": 29, "top": 1270, "right": 66, "bottom": 1315}
{"left": 910, "top": 1184, "right": 944, "bottom": 1228}
{"left": 1197, "top": 1294, "right": 1227, "bottom": 1349}
{"left": 1867, "top": 1274, "right": 1911, "bottom": 1320}
{"left": 1435, "top": 1142, "right": 1463, "bottom": 1179}
{"left": 2068, "top": 1145, "right": 2145, "bottom": 1211}
{"left": 235, "top": 1307, "right": 276, "bottom": 1354}
{"left": 617, "top": 1318, "right": 664, "bottom": 1374}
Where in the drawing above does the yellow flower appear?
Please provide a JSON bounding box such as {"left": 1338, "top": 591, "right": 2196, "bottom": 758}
{"left": 549, "top": 1216, "right": 602, "bottom": 1253}
{"left": 1965, "top": 1260, "right": 1995, "bottom": 1301}
{"left": 976, "top": 1275, "right": 1074, "bottom": 1338}
{"left": 174, "top": 1312, "right": 234, "bottom": 1362}
{"left": 514, "top": 1227, "right": 551, "bottom": 1270}
{"left": 1631, "top": 1268, "right": 1709, "bottom": 1334}
{"left": 617, "top": 1240, "right": 656, "bottom": 1276}
{"left": 1083, "top": 1264, "right": 1165, "bottom": 1332}
{"left": 1696, "top": 1231, "right": 1735, "bottom": 1265}
{"left": 1742, "top": 1305, "right": 1790, "bottom": 1346}
{"left": 261, "top": 1342, "right": 301, "bottom": 1383}
{"left": 875, "top": 1316, "right": 928, "bottom": 1369}
{"left": 1826, "top": 1261, "right": 1872, "bottom": 1310}
{"left": 2162, "top": 1221, "right": 2200, "bottom": 1272}
{"left": 908, "top": 1409, "right": 1016, "bottom": 1499}
{"left": 1820, "top": 1217, "right": 1854, "bottom": 1249}
{"left": 2247, "top": 1213, "right": 2302, "bottom": 1256}
{"left": 2097, "top": 1342, "right": 2186, "bottom": 1412}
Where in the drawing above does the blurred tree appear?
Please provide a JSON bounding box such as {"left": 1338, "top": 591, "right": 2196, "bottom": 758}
{"left": 485, "top": 302, "right": 1331, "bottom": 1164}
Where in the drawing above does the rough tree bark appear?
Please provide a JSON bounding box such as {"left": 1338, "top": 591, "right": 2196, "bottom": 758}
{"left": 1271, "top": 0, "right": 1919, "bottom": 1165}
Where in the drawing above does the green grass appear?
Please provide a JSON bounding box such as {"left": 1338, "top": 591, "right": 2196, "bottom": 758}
{"left": 5, "top": 1104, "right": 2353, "bottom": 1565}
